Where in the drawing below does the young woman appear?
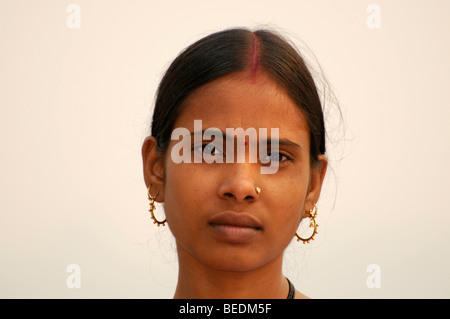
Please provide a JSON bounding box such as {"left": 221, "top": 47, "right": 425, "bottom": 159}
{"left": 141, "top": 28, "right": 329, "bottom": 299}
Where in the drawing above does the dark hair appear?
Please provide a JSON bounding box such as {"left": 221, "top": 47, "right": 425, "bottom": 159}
{"left": 151, "top": 27, "right": 326, "bottom": 165}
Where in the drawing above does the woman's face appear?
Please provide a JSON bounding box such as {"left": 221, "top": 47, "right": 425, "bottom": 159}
{"left": 144, "top": 71, "right": 327, "bottom": 272}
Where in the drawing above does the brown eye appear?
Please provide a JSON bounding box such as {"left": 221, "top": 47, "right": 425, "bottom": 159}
{"left": 260, "top": 152, "right": 292, "bottom": 163}
{"left": 193, "top": 144, "right": 224, "bottom": 157}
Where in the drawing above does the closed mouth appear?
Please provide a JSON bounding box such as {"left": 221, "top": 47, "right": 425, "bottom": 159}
{"left": 208, "top": 211, "right": 262, "bottom": 243}
{"left": 208, "top": 211, "right": 262, "bottom": 229}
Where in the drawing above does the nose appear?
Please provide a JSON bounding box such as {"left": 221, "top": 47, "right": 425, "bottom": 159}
{"left": 218, "top": 164, "right": 260, "bottom": 203}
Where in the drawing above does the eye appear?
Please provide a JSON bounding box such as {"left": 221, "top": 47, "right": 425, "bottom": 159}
{"left": 260, "top": 152, "right": 292, "bottom": 163}
{"left": 204, "top": 144, "right": 224, "bottom": 156}
{"left": 193, "top": 144, "right": 224, "bottom": 157}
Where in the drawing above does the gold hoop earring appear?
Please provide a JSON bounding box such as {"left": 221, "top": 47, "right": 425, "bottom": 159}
{"left": 295, "top": 204, "right": 318, "bottom": 244}
{"left": 148, "top": 185, "right": 166, "bottom": 227}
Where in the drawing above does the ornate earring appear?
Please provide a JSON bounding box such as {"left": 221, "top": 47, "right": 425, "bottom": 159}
{"left": 148, "top": 185, "right": 166, "bottom": 227}
{"left": 295, "top": 204, "right": 318, "bottom": 244}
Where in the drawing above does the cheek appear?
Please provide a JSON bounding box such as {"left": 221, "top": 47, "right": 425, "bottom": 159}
{"left": 162, "top": 163, "right": 209, "bottom": 236}
{"left": 268, "top": 194, "right": 303, "bottom": 239}
{"left": 264, "top": 177, "right": 309, "bottom": 241}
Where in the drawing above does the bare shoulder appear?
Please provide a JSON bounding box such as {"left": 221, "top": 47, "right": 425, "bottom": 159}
{"left": 294, "top": 289, "right": 311, "bottom": 299}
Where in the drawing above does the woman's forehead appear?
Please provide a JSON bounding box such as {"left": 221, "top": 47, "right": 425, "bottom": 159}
{"left": 175, "top": 71, "right": 309, "bottom": 133}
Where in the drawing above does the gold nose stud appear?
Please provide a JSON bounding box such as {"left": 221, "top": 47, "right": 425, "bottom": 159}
{"left": 255, "top": 186, "right": 261, "bottom": 195}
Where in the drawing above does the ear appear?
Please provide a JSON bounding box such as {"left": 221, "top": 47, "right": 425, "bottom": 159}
{"left": 303, "top": 154, "right": 328, "bottom": 218}
{"left": 141, "top": 136, "right": 165, "bottom": 202}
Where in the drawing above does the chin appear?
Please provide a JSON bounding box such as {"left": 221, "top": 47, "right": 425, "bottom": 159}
{"left": 202, "top": 250, "right": 272, "bottom": 273}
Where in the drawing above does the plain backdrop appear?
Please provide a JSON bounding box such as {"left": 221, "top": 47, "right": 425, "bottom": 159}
{"left": 1, "top": 0, "right": 449, "bottom": 298}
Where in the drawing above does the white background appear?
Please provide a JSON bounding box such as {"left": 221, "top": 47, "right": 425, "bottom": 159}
{"left": 1, "top": 0, "right": 449, "bottom": 298}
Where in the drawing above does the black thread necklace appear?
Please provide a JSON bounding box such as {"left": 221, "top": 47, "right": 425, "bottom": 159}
{"left": 286, "top": 278, "right": 295, "bottom": 299}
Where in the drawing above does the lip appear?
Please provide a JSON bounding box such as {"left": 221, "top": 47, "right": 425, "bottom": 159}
{"left": 208, "top": 211, "right": 262, "bottom": 243}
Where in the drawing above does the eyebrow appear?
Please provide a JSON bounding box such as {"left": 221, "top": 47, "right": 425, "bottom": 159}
{"left": 190, "top": 130, "right": 302, "bottom": 150}
{"left": 264, "top": 138, "right": 302, "bottom": 150}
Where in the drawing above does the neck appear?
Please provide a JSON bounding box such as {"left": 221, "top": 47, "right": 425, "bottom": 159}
{"left": 173, "top": 245, "right": 289, "bottom": 299}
